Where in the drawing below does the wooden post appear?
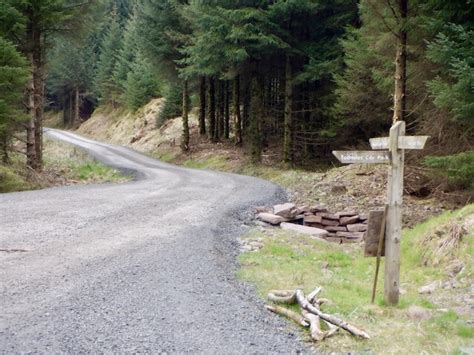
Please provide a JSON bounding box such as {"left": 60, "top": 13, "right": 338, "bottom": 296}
{"left": 384, "top": 121, "right": 405, "bottom": 305}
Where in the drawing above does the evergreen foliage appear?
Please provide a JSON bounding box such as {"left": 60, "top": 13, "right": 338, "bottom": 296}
{"left": 156, "top": 84, "right": 183, "bottom": 127}
{"left": 0, "top": 38, "right": 29, "bottom": 162}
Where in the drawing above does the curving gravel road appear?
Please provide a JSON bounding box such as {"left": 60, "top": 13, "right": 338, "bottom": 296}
{"left": 0, "top": 130, "right": 307, "bottom": 353}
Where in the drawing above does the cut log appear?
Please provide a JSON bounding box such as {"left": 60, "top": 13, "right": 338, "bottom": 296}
{"left": 304, "top": 215, "right": 323, "bottom": 224}
{"left": 295, "top": 289, "right": 370, "bottom": 339}
{"left": 267, "top": 291, "right": 296, "bottom": 304}
{"left": 347, "top": 223, "right": 368, "bottom": 232}
{"left": 280, "top": 223, "right": 328, "bottom": 238}
{"left": 265, "top": 304, "right": 309, "bottom": 327}
{"left": 340, "top": 216, "right": 360, "bottom": 225}
{"left": 320, "top": 218, "right": 340, "bottom": 226}
{"left": 257, "top": 213, "right": 285, "bottom": 225}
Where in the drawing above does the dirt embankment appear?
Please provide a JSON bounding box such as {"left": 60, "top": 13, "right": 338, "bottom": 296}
{"left": 78, "top": 99, "right": 196, "bottom": 158}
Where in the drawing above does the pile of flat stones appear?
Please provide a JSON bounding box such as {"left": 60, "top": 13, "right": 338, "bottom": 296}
{"left": 256, "top": 203, "right": 368, "bottom": 244}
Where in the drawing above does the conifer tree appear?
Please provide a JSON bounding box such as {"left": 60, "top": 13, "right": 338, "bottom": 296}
{"left": 0, "top": 38, "right": 29, "bottom": 163}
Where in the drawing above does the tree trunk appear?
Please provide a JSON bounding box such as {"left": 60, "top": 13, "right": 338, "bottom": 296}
{"left": 249, "top": 75, "right": 263, "bottom": 163}
{"left": 216, "top": 80, "right": 224, "bottom": 140}
{"left": 283, "top": 56, "right": 293, "bottom": 163}
{"left": 392, "top": 0, "right": 407, "bottom": 124}
{"left": 242, "top": 74, "right": 251, "bottom": 136}
{"left": 199, "top": 76, "right": 206, "bottom": 135}
{"left": 224, "top": 80, "right": 230, "bottom": 139}
{"left": 208, "top": 77, "right": 216, "bottom": 142}
{"left": 74, "top": 86, "right": 80, "bottom": 127}
{"left": 181, "top": 80, "right": 190, "bottom": 152}
{"left": 32, "top": 27, "right": 43, "bottom": 171}
{"left": 219, "top": 81, "right": 226, "bottom": 139}
{"left": 25, "top": 53, "right": 36, "bottom": 170}
{"left": 233, "top": 75, "right": 242, "bottom": 144}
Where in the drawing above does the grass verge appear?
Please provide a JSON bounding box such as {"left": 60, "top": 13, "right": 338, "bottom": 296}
{"left": 0, "top": 138, "right": 129, "bottom": 193}
{"left": 239, "top": 205, "right": 474, "bottom": 353}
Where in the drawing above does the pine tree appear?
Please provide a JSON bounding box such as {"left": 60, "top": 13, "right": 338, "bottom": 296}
{"left": 124, "top": 54, "right": 160, "bottom": 111}
{"left": 95, "top": 11, "right": 123, "bottom": 106}
{"left": 0, "top": 38, "right": 29, "bottom": 163}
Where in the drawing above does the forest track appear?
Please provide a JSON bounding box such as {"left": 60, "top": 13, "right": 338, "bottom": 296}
{"left": 0, "top": 129, "right": 307, "bottom": 353}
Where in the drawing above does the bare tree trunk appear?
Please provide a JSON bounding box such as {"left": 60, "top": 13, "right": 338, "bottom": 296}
{"left": 242, "top": 74, "right": 251, "bottom": 136}
{"left": 199, "top": 76, "right": 206, "bottom": 135}
{"left": 392, "top": 0, "right": 407, "bottom": 124}
{"left": 216, "top": 80, "right": 224, "bottom": 140}
{"left": 209, "top": 77, "right": 216, "bottom": 143}
{"left": 73, "top": 86, "right": 80, "bottom": 127}
{"left": 283, "top": 55, "right": 293, "bottom": 163}
{"left": 181, "top": 80, "right": 190, "bottom": 152}
{"left": 233, "top": 75, "right": 242, "bottom": 145}
{"left": 32, "top": 28, "right": 43, "bottom": 171}
{"left": 26, "top": 53, "right": 36, "bottom": 170}
{"left": 249, "top": 75, "right": 263, "bottom": 163}
{"left": 224, "top": 80, "right": 230, "bottom": 139}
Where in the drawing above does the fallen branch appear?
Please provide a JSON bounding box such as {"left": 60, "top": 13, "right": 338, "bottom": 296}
{"left": 267, "top": 290, "right": 296, "bottom": 304}
{"left": 295, "top": 289, "right": 370, "bottom": 339}
{"left": 265, "top": 304, "right": 309, "bottom": 327}
{"left": 302, "top": 310, "right": 325, "bottom": 341}
{"left": 307, "top": 287, "right": 322, "bottom": 304}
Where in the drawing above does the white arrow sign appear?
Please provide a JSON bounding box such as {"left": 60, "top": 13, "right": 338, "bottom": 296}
{"left": 332, "top": 150, "right": 390, "bottom": 164}
{"left": 370, "top": 136, "right": 429, "bottom": 150}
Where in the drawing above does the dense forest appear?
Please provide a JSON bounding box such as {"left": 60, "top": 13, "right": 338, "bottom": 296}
{"left": 0, "top": 0, "right": 472, "bottom": 181}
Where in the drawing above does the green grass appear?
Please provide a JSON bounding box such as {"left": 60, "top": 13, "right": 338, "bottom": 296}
{"left": 43, "top": 139, "right": 127, "bottom": 183}
{"left": 0, "top": 163, "right": 34, "bottom": 193}
{"left": 1, "top": 139, "right": 129, "bottom": 193}
{"left": 239, "top": 205, "right": 474, "bottom": 353}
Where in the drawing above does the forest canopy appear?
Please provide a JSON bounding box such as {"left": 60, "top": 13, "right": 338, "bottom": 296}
{"left": 0, "top": 0, "right": 472, "bottom": 170}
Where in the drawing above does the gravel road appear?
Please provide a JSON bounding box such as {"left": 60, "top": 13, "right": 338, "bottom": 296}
{"left": 0, "top": 129, "right": 307, "bottom": 353}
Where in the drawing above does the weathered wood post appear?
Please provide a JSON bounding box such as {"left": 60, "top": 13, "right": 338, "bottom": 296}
{"left": 333, "top": 121, "right": 428, "bottom": 306}
{"left": 384, "top": 121, "right": 405, "bottom": 305}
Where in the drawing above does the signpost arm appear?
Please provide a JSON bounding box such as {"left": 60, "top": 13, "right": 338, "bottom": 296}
{"left": 384, "top": 121, "right": 405, "bottom": 305}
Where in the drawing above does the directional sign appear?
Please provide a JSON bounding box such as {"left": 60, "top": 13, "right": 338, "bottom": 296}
{"left": 369, "top": 136, "right": 429, "bottom": 150}
{"left": 332, "top": 150, "right": 390, "bottom": 164}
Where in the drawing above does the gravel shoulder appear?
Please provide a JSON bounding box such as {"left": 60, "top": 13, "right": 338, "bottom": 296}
{"left": 0, "top": 129, "right": 307, "bottom": 353}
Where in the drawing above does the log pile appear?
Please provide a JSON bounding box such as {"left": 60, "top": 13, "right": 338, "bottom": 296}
{"left": 256, "top": 203, "right": 368, "bottom": 244}
{"left": 265, "top": 288, "right": 370, "bottom": 342}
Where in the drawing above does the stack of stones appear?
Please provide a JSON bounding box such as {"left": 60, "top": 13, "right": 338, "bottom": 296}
{"left": 256, "top": 203, "right": 368, "bottom": 244}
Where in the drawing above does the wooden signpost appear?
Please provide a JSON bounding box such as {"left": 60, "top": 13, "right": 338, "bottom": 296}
{"left": 332, "top": 121, "right": 428, "bottom": 305}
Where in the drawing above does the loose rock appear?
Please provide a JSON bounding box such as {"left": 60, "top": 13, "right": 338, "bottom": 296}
{"left": 258, "top": 213, "right": 285, "bottom": 225}
{"left": 280, "top": 223, "right": 328, "bottom": 238}
{"left": 407, "top": 305, "right": 431, "bottom": 321}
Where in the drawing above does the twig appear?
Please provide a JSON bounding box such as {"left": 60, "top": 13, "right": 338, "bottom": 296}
{"left": 265, "top": 304, "right": 309, "bottom": 327}
{"left": 295, "top": 289, "right": 370, "bottom": 339}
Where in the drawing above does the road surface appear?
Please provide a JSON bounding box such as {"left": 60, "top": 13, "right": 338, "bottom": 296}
{"left": 0, "top": 130, "right": 306, "bottom": 353}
